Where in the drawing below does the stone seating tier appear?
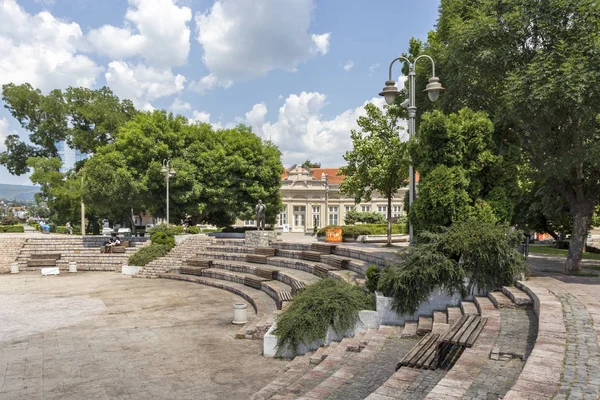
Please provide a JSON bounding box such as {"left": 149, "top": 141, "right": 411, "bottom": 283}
{"left": 0, "top": 237, "right": 27, "bottom": 273}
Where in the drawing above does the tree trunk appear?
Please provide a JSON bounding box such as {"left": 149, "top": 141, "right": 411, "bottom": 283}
{"left": 128, "top": 214, "right": 136, "bottom": 234}
{"left": 387, "top": 195, "right": 392, "bottom": 246}
{"left": 565, "top": 203, "right": 594, "bottom": 273}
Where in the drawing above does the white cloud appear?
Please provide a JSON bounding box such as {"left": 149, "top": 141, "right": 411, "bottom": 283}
{"left": 368, "top": 63, "right": 380, "bottom": 76}
{"left": 0, "top": 0, "right": 102, "bottom": 91}
{"left": 194, "top": 0, "right": 330, "bottom": 89}
{"left": 86, "top": 0, "right": 192, "bottom": 68}
{"left": 170, "top": 98, "right": 191, "bottom": 112}
{"left": 343, "top": 60, "right": 354, "bottom": 71}
{"left": 188, "top": 73, "right": 232, "bottom": 94}
{"left": 190, "top": 111, "right": 211, "bottom": 124}
{"left": 105, "top": 61, "right": 186, "bottom": 109}
{"left": 0, "top": 118, "right": 11, "bottom": 152}
{"left": 244, "top": 92, "right": 393, "bottom": 167}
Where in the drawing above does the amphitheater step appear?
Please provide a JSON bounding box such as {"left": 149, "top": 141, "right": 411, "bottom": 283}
{"left": 501, "top": 285, "right": 533, "bottom": 307}
{"left": 460, "top": 301, "right": 479, "bottom": 315}
{"left": 310, "top": 242, "right": 336, "bottom": 254}
{"left": 246, "top": 254, "right": 268, "bottom": 264}
{"left": 309, "top": 345, "right": 329, "bottom": 365}
{"left": 417, "top": 316, "right": 433, "bottom": 335}
{"left": 401, "top": 322, "right": 418, "bottom": 337}
{"left": 185, "top": 258, "right": 213, "bottom": 268}
{"left": 432, "top": 311, "right": 449, "bottom": 334}
{"left": 300, "top": 250, "right": 322, "bottom": 262}
{"left": 325, "top": 255, "right": 350, "bottom": 270}
{"left": 446, "top": 306, "right": 462, "bottom": 326}
{"left": 27, "top": 259, "right": 57, "bottom": 267}
{"left": 488, "top": 290, "right": 515, "bottom": 308}
{"left": 30, "top": 253, "right": 61, "bottom": 260}
{"left": 255, "top": 247, "right": 276, "bottom": 257}
{"left": 180, "top": 266, "right": 211, "bottom": 276}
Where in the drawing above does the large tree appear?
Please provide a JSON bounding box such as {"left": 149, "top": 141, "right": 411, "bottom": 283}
{"left": 410, "top": 0, "right": 600, "bottom": 272}
{"left": 339, "top": 103, "right": 409, "bottom": 246}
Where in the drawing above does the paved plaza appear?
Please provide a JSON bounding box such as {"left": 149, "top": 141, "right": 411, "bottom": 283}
{"left": 0, "top": 273, "right": 284, "bottom": 400}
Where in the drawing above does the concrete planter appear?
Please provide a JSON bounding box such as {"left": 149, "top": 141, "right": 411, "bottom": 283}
{"left": 122, "top": 265, "right": 142, "bottom": 276}
{"left": 10, "top": 262, "right": 19, "bottom": 274}
{"left": 68, "top": 261, "right": 77, "bottom": 273}
{"left": 263, "top": 310, "right": 380, "bottom": 358}
{"left": 232, "top": 303, "right": 248, "bottom": 325}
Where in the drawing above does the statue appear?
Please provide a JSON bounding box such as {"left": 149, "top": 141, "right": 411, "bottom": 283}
{"left": 255, "top": 200, "right": 267, "bottom": 230}
{"left": 103, "top": 219, "right": 110, "bottom": 228}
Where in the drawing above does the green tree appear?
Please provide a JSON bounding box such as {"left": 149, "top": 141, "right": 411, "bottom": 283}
{"left": 420, "top": 0, "right": 600, "bottom": 273}
{"left": 1, "top": 83, "right": 136, "bottom": 175}
{"left": 339, "top": 103, "right": 409, "bottom": 246}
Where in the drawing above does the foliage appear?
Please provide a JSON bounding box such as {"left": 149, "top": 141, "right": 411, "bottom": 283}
{"left": 273, "top": 279, "right": 374, "bottom": 352}
{"left": 409, "top": 109, "right": 510, "bottom": 231}
{"left": 221, "top": 226, "right": 259, "bottom": 233}
{"left": 378, "top": 220, "right": 528, "bottom": 314}
{"left": 339, "top": 103, "right": 409, "bottom": 245}
{"left": 365, "top": 265, "right": 381, "bottom": 293}
{"left": 0, "top": 84, "right": 136, "bottom": 175}
{"left": 127, "top": 244, "right": 172, "bottom": 267}
{"left": 147, "top": 223, "right": 184, "bottom": 238}
{"left": 301, "top": 160, "right": 321, "bottom": 168}
{"left": 419, "top": 0, "right": 600, "bottom": 273}
{"left": 0, "top": 225, "right": 24, "bottom": 233}
{"left": 317, "top": 224, "right": 405, "bottom": 239}
{"left": 186, "top": 226, "right": 201, "bottom": 234}
{"left": 150, "top": 231, "right": 176, "bottom": 248}
{"left": 344, "top": 210, "right": 386, "bottom": 225}
{"left": 56, "top": 226, "right": 67, "bottom": 234}
{"left": 529, "top": 245, "right": 600, "bottom": 261}
{"left": 1, "top": 215, "right": 21, "bottom": 225}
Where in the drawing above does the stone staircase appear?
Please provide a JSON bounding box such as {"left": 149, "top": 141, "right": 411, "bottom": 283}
{"left": 13, "top": 236, "right": 147, "bottom": 272}
{"left": 0, "top": 237, "right": 27, "bottom": 273}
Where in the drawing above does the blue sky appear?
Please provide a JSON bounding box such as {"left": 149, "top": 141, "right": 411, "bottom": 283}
{"left": 0, "top": 0, "right": 440, "bottom": 186}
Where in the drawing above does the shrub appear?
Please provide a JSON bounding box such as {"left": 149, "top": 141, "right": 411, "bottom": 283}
{"left": 56, "top": 226, "right": 67, "bottom": 234}
{"left": 1, "top": 216, "right": 21, "bottom": 225}
{"left": 344, "top": 211, "right": 386, "bottom": 225}
{"left": 147, "top": 224, "right": 184, "bottom": 238}
{"left": 150, "top": 231, "right": 175, "bottom": 248}
{"left": 0, "top": 225, "right": 24, "bottom": 233}
{"left": 201, "top": 228, "right": 220, "bottom": 233}
{"left": 273, "top": 279, "right": 374, "bottom": 353}
{"left": 128, "top": 244, "right": 172, "bottom": 266}
{"left": 365, "top": 265, "right": 381, "bottom": 292}
{"left": 187, "top": 226, "right": 201, "bottom": 234}
{"left": 221, "top": 226, "right": 259, "bottom": 233}
{"left": 378, "top": 220, "right": 529, "bottom": 314}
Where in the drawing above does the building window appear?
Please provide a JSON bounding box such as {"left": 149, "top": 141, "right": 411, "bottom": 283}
{"left": 293, "top": 206, "right": 306, "bottom": 212}
{"left": 378, "top": 205, "right": 387, "bottom": 216}
{"left": 345, "top": 205, "right": 355, "bottom": 212}
{"left": 393, "top": 205, "right": 402, "bottom": 218}
{"left": 312, "top": 206, "right": 321, "bottom": 227}
{"left": 244, "top": 220, "right": 256, "bottom": 226}
{"left": 279, "top": 212, "right": 288, "bottom": 226}
{"left": 361, "top": 205, "right": 371, "bottom": 212}
{"left": 328, "top": 206, "right": 339, "bottom": 225}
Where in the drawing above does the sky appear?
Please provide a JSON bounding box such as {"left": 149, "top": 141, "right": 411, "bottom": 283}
{"left": 0, "top": 0, "right": 440, "bottom": 186}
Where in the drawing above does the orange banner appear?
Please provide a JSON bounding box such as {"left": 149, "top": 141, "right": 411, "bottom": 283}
{"left": 326, "top": 227, "right": 342, "bottom": 243}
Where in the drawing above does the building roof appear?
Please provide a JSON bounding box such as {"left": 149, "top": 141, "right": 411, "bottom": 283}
{"left": 281, "top": 167, "right": 346, "bottom": 184}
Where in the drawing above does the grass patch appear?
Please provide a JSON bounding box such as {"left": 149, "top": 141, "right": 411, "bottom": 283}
{"left": 564, "top": 272, "right": 599, "bottom": 277}
{"left": 529, "top": 245, "right": 600, "bottom": 260}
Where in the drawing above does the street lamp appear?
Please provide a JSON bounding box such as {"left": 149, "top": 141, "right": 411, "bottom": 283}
{"left": 379, "top": 55, "right": 444, "bottom": 244}
{"left": 161, "top": 159, "right": 176, "bottom": 225}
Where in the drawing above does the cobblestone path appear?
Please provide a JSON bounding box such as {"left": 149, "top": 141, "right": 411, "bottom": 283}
{"left": 327, "top": 336, "right": 418, "bottom": 400}
{"left": 554, "top": 293, "right": 600, "bottom": 400}
{"left": 462, "top": 307, "right": 537, "bottom": 399}
{"left": 394, "top": 369, "right": 446, "bottom": 400}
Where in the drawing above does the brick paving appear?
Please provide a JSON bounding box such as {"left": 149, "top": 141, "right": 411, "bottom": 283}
{"left": 0, "top": 272, "right": 284, "bottom": 400}
{"left": 327, "top": 335, "right": 419, "bottom": 400}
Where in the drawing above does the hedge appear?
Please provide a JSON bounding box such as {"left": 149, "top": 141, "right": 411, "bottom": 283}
{"left": 187, "top": 226, "right": 201, "bottom": 234}
{"left": 0, "top": 225, "right": 24, "bottom": 233}
{"left": 128, "top": 244, "right": 172, "bottom": 266}
{"left": 317, "top": 224, "right": 406, "bottom": 239}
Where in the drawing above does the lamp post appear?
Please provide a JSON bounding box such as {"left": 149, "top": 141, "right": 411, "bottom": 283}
{"left": 379, "top": 55, "right": 444, "bottom": 244}
{"left": 161, "top": 159, "right": 176, "bottom": 225}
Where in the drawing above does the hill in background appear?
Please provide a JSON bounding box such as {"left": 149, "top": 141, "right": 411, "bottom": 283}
{"left": 0, "top": 184, "right": 41, "bottom": 202}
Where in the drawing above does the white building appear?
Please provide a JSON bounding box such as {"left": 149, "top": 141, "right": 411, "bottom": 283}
{"left": 56, "top": 141, "right": 88, "bottom": 173}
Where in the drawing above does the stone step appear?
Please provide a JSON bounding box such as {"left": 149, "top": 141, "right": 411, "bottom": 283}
{"left": 446, "top": 306, "right": 462, "bottom": 326}
{"left": 488, "top": 291, "right": 515, "bottom": 309}
{"left": 417, "top": 316, "right": 433, "bottom": 335}
{"left": 249, "top": 352, "right": 316, "bottom": 400}
{"left": 474, "top": 296, "right": 496, "bottom": 315}
{"left": 461, "top": 301, "right": 479, "bottom": 315}
{"left": 310, "top": 345, "right": 329, "bottom": 365}
{"left": 401, "top": 322, "right": 418, "bottom": 337}
{"left": 432, "top": 311, "right": 450, "bottom": 334}
{"left": 501, "top": 286, "right": 533, "bottom": 307}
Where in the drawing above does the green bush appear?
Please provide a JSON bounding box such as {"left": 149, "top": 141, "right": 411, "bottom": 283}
{"left": 147, "top": 224, "right": 184, "bottom": 237}
{"left": 344, "top": 211, "right": 386, "bottom": 225}
{"left": 221, "top": 226, "right": 260, "bottom": 233}
{"left": 187, "top": 226, "right": 201, "bottom": 234}
{"left": 273, "top": 279, "right": 374, "bottom": 353}
{"left": 56, "top": 226, "right": 67, "bottom": 234}
{"left": 0, "top": 225, "right": 24, "bottom": 233}
{"left": 150, "top": 231, "right": 176, "bottom": 248}
{"left": 317, "top": 224, "right": 405, "bottom": 239}
{"left": 378, "top": 220, "right": 529, "bottom": 314}
{"left": 365, "top": 265, "right": 381, "bottom": 293}
{"left": 128, "top": 244, "right": 172, "bottom": 266}
{"left": 2, "top": 216, "right": 21, "bottom": 225}
{"left": 29, "top": 222, "right": 41, "bottom": 231}
{"left": 201, "top": 228, "right": 220, "bottom": 233}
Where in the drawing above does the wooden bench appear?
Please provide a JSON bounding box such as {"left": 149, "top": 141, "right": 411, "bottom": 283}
{"left": 328, "top": 255, "right": 349, "bottom": 270}
{"left": 180, "top": 266, "right": 208, "bottom": 276}
{"left": 311, "top": 243, "right": 337, "bottom": 254}
{"left": 185, "top": 258, "right": 212, "bottom": 268}
{"left": 31, "top": 254, "right": 61, "bottom": 260}
{"left": 397, "top": 314, "right": 487, "bottom": 370}
{"left": 244, "top": 276, "right": 268, "bottom": 290}
{"left": 246, "top": 254, "right": 267, "bottom": 264}
{"left": 28, "top": 258, "right": 58, "bottom": 268}
{"left": 291, "top": 280, "right": 307, "bottom": 295}
{"left": 278, "top": 291, "right": 293, "bottom": 302}
{"left": 254, "top": 247, "right": 276, "bottom": 257}
{"left": 300, "top": 251, "right": 322, "bottom": 262}
{"left": 255, "top": 268, "right": 276, "bottom": 280}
